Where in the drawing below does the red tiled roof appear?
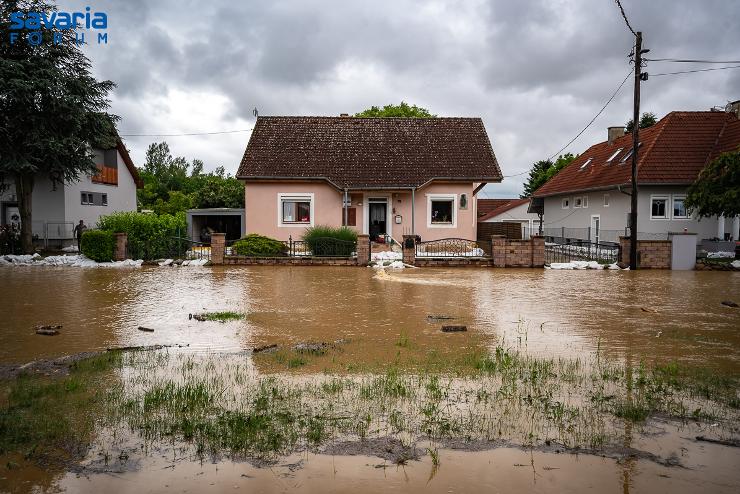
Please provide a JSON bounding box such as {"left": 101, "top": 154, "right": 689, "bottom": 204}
{"left": 237, "top": 116, "right": 502, "bottom": 189}
{"left": 478, "top": 198, "right": 530, "bottom": 221}
{"left": 477, "top": 198, "right": 514, "bottom": 216}
{"left": 533, "top": 111, "right": 740, "bottom": 197}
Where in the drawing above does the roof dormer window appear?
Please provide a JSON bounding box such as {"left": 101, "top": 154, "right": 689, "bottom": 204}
{"left": 606, "top": 148, "right": 623, "bottom": 162}
{"left": 619, "top": 142, "right": 642, "bottom": 163}
{"left": 579, "top": 158, "right": 593, "bottom": 170}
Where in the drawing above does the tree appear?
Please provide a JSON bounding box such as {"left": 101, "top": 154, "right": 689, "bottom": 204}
{"left": 625, "top": 112, "right": 657, "bottom": 133}
{"left": 355, "top": 102, "right": 436, "bottom": 118}
{"left": 0, "top": 0, "right": 117, "bottom": 252}
{"left": 685, "top": 150, "right": 740, "bottom": 218}
{"left": 520, "top": 154, "right": 577, "bottom": 198}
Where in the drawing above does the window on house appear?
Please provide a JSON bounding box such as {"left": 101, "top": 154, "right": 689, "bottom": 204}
{"left": 582, "top": 196, "right": 588, "bottom": 208}
{"left": 574, "top": 197, "right": 583, "bottom": 208}
{"left": 672, "top": 195, "right": 688, "bottom": 218}
{"left": 603, "top": 194, "right": 610, "bottom": 207}
{"left": 579, "top": 158, "right": 592, "bottom": 170}
{"left": 81, "top": 192, "right": 92, "bottom": 205}
{"left": 562, "top": 198, "right": 570, "bottom": 209}
{"left": 431, "top": 199, "right": 454, "bottom": 224}
{"left": 620, "top": 143, "right": 642, "bottom": 163}
{"left": 651, "top": 196, "right": 668, "bottom": 219}
{"left": 606, "top": 148, "right": 623, "bottom": 162}
{"left": 102, "top": 194, "right": 108, "bottom": 206}
{"left": 281, "top": 200, "right": 311, "bottom": 224}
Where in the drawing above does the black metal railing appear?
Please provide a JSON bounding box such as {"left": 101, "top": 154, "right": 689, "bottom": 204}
{"left": 415, "top": 238, "right": 491, "bottom": 257}
{"left": 164, "top": 237, "right": 211, "bottom": 260}
{"left": 285, "top": 236, "right": 357, "bottom": 257}
{"left": 545, "top": 241, "right": 619, "bottom": 264}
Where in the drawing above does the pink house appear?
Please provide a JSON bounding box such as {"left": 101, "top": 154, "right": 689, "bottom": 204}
{"left": 236, "top": 116, "right": 502, "bottom": 243}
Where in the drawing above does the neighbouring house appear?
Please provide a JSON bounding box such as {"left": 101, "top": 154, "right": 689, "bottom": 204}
{"left": 186, "top": 208, "right": 245, "bottom": 243}
{"left": 236, "top": 116, "right": 502, "bottom": 243}
{"left": 0, "top": 140, "right": 143, "bottom": 248}
{"left": 531, "top": 102, "right": 740, "bottom": 245}
{"left": 478, "top": 198, "right": 539, "bottom": 239}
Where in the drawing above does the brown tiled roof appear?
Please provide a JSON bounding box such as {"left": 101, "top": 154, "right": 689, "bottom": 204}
{"left": 237, "top": 116, "right": 502, "bottom": 188}
{"left": 478, "top": 198, "right": 530, "bottom": 221}
{"left": 533, "top": 111, "right": 740, "bottom": 197}
{"left": 477, "top": 198, "right": 515, "bottom": 216}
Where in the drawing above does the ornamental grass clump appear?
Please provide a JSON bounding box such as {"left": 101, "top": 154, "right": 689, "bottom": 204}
{"left": 232, "top": 234, "right": 287, "bottom": 257}
{"left": 302, "top": 225, "right": 357, "bottom": 256}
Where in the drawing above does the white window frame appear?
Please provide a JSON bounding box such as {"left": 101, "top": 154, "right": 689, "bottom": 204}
{"left": 582, "top": 195, "right": 588, "bottom": 208}
{"left": 603, "top": 194, "right": 610, "bottom": 207}
{"left": 427, "top": 193, "right": 457, "bottom": 228}
{"left": 81, "top": 192, "right": 92, "bottom": 205}
{"left": 102, "top": 193, "right": 108, "bottom": 207}
{"left": 561, "top": 198, "right": 570, "bottom": 209}
{"left": 574, "top": 197, "right": 582, "bottom": 208}
{"left": 579, "top": 158, "right": 592, "bottom": 170}
{"left": 606, "top": 148, "right": 623, "bottom": 163}
{"left": 277, "top": 193, "right": 314, "bottom": 227}
{"left": 671, "top": 194, "right": 689, "bottom": 219}
{"left": 650, "top": 194, "right": 669, "bottom": 220}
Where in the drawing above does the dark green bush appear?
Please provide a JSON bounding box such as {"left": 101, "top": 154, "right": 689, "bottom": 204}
{"left": 302, "top": 225, "right": 357, "bottom": 256}
{"left": 232, "top": 234, "right": 287, "bottom": 257}
{"left": 98, "top": 211, "right": 186, "bottom": 260}
{"left": 80, "top": 230, "right": 115, "bottom": 262}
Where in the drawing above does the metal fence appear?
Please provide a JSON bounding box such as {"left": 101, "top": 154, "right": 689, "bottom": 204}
{"left": 285, "top": 236, "right": 357, "bottom": 257}
{"left": 416, "top": 238, "right": 491, "bottom": 257}
{"left": 545, "top": 241, "right": 620, "bottom": 264}
{"left": 163, "top": 237, "right": 211, "bottom": 260}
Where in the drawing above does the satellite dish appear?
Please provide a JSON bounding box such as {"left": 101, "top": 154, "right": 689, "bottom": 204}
{"left": 253, "top": 107, "right": 259, "bottom": 118}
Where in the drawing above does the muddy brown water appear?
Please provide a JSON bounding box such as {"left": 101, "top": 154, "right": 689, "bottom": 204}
{"left": 1, "top": 265, "right": 739, "bottom": 493}
{"left": 1, "top": 266, "right": 739, "bottom": 370}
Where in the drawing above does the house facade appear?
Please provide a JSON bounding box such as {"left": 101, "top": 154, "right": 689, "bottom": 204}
{"left": 478, "top": 198, "right": 539, "bottom": 239}
{"left": 0, "top": 140, "right": 142, "bottom": 247}
{"left": 532, "top": 105, "right": 740, "bottom": 245}
{"left": 236, "top": 116, "right": 502, "bottom": 242}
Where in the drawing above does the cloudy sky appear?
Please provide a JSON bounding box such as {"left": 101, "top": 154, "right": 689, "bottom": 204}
{"left": 60, "top": 0, "right": 739, "bottom": 197}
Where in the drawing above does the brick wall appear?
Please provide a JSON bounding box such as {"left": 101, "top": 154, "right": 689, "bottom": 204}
{"left": 356, "top": 234, "right": 370, "bottom": 264}
{"left": 619, "top": 237, "right": 671, "bottom": 269}
{"left": 211, "top": 233, "right": 225, "bottom": 265}
{"left": 113, "top": 233, "right": 127, "bottom": 261}
{"left": 224, "top": 256, "right": 359, "bottom": 266}
{"left": 491, "top": 235, "right": 544, "bottom": 268}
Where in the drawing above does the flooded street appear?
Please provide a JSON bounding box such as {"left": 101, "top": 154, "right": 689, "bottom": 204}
{"left": 1, "top": 266, "right": 739, "bottom": 370}
{"left": 1, "top": 265, "right": 739, "bottom": 493}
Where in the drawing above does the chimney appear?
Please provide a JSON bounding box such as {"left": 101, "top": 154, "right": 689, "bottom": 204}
{"left": 339, "top": 113, "right": 349, "bottom": 117}
{"left": 727, "top": 100, "right": 740, "bottom": 119}
{"left": 608, "top": 126, "right": 626, "bottom": 145}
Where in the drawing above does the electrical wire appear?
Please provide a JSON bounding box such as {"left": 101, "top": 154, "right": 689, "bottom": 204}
{"left": 119, "top": 128, "right": 253, "bottom": 137}
{"left": 614, "top": 0, "right": 637, "bottom": 36}
{"left": 650, "top": 65, "right": 740, "bottom": 76}
{"left": 645, "top": 58, "right": 740, "bottom": 64}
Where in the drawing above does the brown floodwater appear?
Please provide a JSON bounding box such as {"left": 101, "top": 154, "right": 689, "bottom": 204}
{"left": 1, "top": 266, "right": 739, "bottom": 370}
{"left": 1, "top": 265, "right": 739, "bottom": 493}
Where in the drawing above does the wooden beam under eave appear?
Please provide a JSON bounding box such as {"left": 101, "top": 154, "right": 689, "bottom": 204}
{"left": 473, "top": 183, "right": 487, "bottom": 196}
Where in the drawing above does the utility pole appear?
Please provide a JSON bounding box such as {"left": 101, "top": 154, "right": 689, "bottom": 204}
{"left": 629, "top": 31, "right": 645, "bottom": 270}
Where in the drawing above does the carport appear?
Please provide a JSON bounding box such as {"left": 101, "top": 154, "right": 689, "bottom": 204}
{"left": 186, "top": 208, "right": 245, "bottom": 243}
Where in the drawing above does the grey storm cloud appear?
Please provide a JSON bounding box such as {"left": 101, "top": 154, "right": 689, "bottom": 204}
{"left": 57, "top": 0, "right": 740, "bottom": 197}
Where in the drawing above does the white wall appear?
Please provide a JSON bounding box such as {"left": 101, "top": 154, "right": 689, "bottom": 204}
{"left": 480, "top": 201, "right": 539, "bottom": 237}
{"left": 63, "top": 147, "right": 138, "bottom": 229}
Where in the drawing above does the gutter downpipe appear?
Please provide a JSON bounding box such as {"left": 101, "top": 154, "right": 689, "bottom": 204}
{"left": 411, "top": 187, "right": 416, "bottom": 236}
{"left": 343, "top": 188, "right": 348, "bottom": 226}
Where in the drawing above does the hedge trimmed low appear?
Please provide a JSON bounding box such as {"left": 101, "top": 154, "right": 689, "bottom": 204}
{"left": 80, "top": 230, "right": 115, "bottom": 262}
{"left": 232, "top": 234, "right": 287, "bottom": 257}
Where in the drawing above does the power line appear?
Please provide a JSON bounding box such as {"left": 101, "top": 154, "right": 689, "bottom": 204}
{"left": 650, "top": 64, "right": 740, "bottom": 76}
{"left": 614, "top": 0, "right": 637, "bottom": 36}
{"left": 119, "top": 128, "right": 253, "bottom": 137}
{"left": 502, "top": 69, "right": 633, "bottom": 179}
{"left": 645, "top": 58, "right": 740, "bottom": 64}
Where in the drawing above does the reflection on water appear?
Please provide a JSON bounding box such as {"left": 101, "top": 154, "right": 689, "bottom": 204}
{"left": 2, "top": 266, "right": 739, "bottom": 371}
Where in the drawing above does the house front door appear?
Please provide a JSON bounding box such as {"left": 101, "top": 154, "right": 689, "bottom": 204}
{"left": 368, "top": 200, "right": 388, "bottom": 240}
{"left": 590, "top": 215, "right": 600, "bottom": 243}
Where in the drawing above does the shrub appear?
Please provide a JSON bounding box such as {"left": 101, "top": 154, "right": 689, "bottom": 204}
{"left": 302, "top": 225, "right": 357, "bottom": 256}
{"left": 80, "top": 230, "right": 115, "bottom": 262}
{"left": 232, "top": 234, "right": 287, "bottom": 257}
{"left": 98, "top": 211, "right": 186, "bottom": 260}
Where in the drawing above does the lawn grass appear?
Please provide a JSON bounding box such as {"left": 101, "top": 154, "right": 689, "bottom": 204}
{"left": 197, "top": 311, "right": 245, "bottom": 322}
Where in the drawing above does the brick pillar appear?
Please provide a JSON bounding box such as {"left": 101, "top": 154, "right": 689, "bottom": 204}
{"left": 618, "top": 236, "right": 630, "bottom": 265}
{"left": 356, "top": 234, "right": 370, "bottom": 265}
{"left": 211, "top": 233, "right": 225, "bottom": 265}
{"left": 402, "top": 235, "right": 416, "bottom": 266}
{"left": 531, "top": 235, "right": 545, "bottom": 267}
{"left": 491, "top": 235, "right": 506, "bottom": 267}
{"left": 113, "top": 233, "right": 127, "bottom": 261}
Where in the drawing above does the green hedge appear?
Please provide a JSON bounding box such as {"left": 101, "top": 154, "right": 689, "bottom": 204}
{"left": 232, "top": 234, "right": 287, "bottom": 257}
{"left": 97, "top": 212, "right": 186, "bottom": 260}
{"left": 302, "top": 225, "right": 357, "bottom": 256}
{"left": 80, "top": 230, "right": 115, "bottom": 262}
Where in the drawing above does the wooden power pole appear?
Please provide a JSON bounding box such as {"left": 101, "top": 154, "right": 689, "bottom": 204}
{"left": 629, "top": 31, "right": 644, "bottom": 270}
